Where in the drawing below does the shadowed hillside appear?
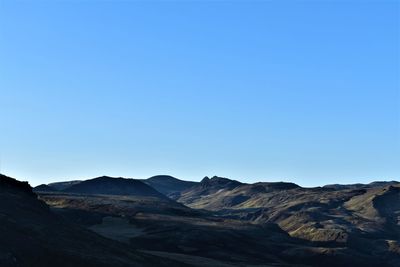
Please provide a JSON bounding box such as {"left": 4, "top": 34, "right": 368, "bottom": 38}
{"left": 0, "top": 174, "right": 184, "bottom": 267}
{"left": 33, "top": 184, "right": 58, "bottom": 192}
{"left": 143, "top": 175, "right": 197, "bottom": 195}
{"left": 48, "top": 180, "right": 82, "bottom": 190}
{"left": 64, "top": 176, "right": 168, "bottom": 199}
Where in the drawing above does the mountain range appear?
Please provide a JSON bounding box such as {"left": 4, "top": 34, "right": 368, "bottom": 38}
{"left": 1, "top": 173, "right": 398, "bottom": 266}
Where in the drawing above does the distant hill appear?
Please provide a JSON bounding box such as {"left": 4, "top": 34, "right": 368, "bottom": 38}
{"left": 33, "top": 184, "right": 58, "bottom": 192}
{"left": 323, "top": 181, "right": 400, "bottom": 190}
{"left": 172, "top": 176, "right": 244, "bottom": 207}
{"left": 174, "top": 177, "right": 302, "bottom": 210}
{"left": 48, "top": 180, "right": 82, "bottom": 190}
{"left": 200, "top": 176, "right": 243, "bottom": 190}
{"left": 143, "top": 175, "right": 197, "bottom": 195}
{"left": 64, "top": 176, "right": 168, "bottom": 199}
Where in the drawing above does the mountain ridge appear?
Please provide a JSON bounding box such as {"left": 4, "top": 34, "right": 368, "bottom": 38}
{"left": 63, "top": 176, "right": 168, "bottom": 199}
{"left": 35, "top": 174, "right": 399, "bottom": 191}
{"left": 4, "top": 173, "right": 400, "bottom": 266}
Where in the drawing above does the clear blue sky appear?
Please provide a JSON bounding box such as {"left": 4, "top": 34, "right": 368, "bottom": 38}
{"left": 0, "top": 1, "right": 399, "bottom": 187}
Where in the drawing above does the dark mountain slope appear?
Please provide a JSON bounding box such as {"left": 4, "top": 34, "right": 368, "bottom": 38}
{"left": 173, "top": 176, "right": 243, "bottom": 207}
{"left": 48, "top": 180, "right": 82, "bottom": 190}
{"left": 200, "top": 176, "right": 243, "bottom": 190}
{"left": 0, "top": 174, "right": 180, "bottom": 267}
{"left": 143, "top": 175, "right": 197, "bottom": 195}
{"left": 64, "top": 176, "right": 167, "bottom": 199}
{"left": 0, "top": 174, "right": 32, "bottom": 194}
{"left": 323, "top": 181, "right": 399, "bottom": 190}
{"left": 33, "top": 184, "right": 58, "bottom": 192}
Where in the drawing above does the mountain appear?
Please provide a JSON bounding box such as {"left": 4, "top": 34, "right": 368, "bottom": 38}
{"left": 173, "top": 177, "right": 302, "bottom": 210}
{"left": 323, "top": 181, "right": 400, "bottom": 190}
{"left": 169, "top": 176, "right": 400, "bottom": 266}
{"left": 0, "top": 174, "right": 32, "bottom": 194}
{"left": 37, "top": 174, "right": 400, "bottom": 266}
{"left": 48, "top": 180, "right": 82, "bottom": 190}
{"left": 33, "top": 184, "right": 58, "bottom": 192}
{"left": 0, "top": 174, "right": 180, "bottom": 267}
{"left": 64, "top": 176, "right": 167, "bottom": 198}
{"left": 172, "top": 176, "right": 243, "bottom": 207}
{"left": 143, "top": 175, "right": 197, "bottom": 195}
{"left": 200, "top": 176, "right": 243, "bottom": 189}
{"left": 5, "top": 173, "right": 400, "bottom": 267}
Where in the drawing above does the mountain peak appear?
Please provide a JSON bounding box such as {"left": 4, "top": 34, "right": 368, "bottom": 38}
{"left": 200, "top": 176, "right": 210, "bottom": 182}
{"left": 200, "top": 176, "right": 242, "bottom": 189}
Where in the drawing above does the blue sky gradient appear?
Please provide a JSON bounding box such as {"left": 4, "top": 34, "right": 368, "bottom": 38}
{"left": 0, "top": 1, "right": 399, "bottom": 186}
